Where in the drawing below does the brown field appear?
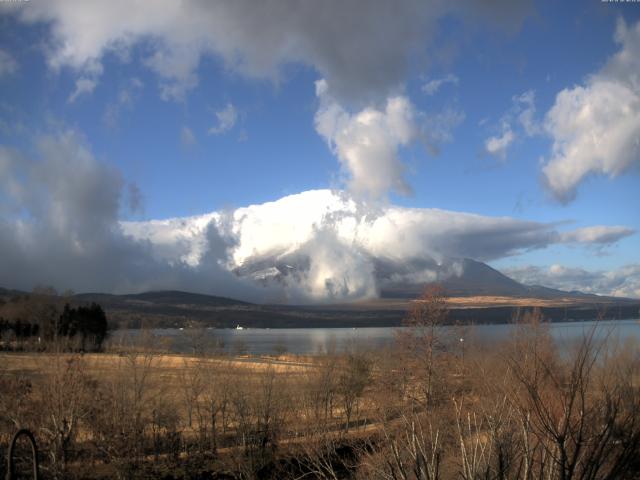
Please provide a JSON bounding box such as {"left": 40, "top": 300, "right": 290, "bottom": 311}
{"left": 343, "top": 294, "right": 602, "bottom": 310}
{"left": 0, "top": 351, "right": 316, "bottom": 376}
{"left": 445, "top": 295, "right": 587, "bottom": 307}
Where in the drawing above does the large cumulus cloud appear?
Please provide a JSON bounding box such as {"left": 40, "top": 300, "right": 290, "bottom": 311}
{"left": 542, "top": 19, "right": 640, "bottom": 202}
{"left": 122, "top": 189, "right": 635, "bottom": 301}
{"left": 314, "top": 80, "right": 418, "bottom": 199}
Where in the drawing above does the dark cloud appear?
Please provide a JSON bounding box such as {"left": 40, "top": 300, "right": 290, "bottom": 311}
{"left": 13, "top": 0, "right": 532, "bottom": 104}
{"left": 0, "top": 131, "right": 276, "bottom": 301}
{"left": 458, "top": 0, "right": 534, "bottom": 33}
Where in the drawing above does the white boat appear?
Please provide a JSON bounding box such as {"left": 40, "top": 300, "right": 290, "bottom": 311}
{"left": 235, "top": 325, "right": 244, "bottom": 330}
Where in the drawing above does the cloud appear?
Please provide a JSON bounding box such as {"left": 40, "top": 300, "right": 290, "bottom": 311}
{"left": 0, "top": 49, "right": 18, "bottom": 77}
{"left": 1, "top": 134, "right": 635, "bottom": 303}
{"left": 66, "top": 58, "right": 103, "bottom": 103}
{"left": 453, "top": 0, "right": 534, "bottom": 34}
{"left": 542, "top": 19, "right": 640, "bottom": 203}
{"left": 13, "top": 0, "right": 439, "bottom": 102}
{"left": 485, "top": 129, "right": 514, "bottom": 160}
{"left": 181, "top": 126, "right": 196, "bottom": 147}
{"left": 68, "top": 77, "right": 98, "bottom": 103}
{"left": 123, "top": 189, "right": 556, "bottom": 301}
{"left": 313, "top": 76, "right": 463, "bottom": 193}
{"left": 505, "top": 264, "right": 640, "bottom": 298}
{"left": 484, "top": 89, "right": 538, "bottom": 160}
{"left": 123, "top": 188, "right": 640, "bottom": 302}
{"left": 515, "top": 90, "right": 539, "bottom": 136}
{"left": 290, "top": 225, "right": 377, "bottom": 301}
{"left": 11, "top": 0, "right": 532, "bottom": 104}
{"left": 421, "top": 73, "right": 459, "bottom": 96}
{"left": 314, "top": 79, "right": 418, "bottom": 199}
{"left": 0, "top": 131, "right": 272, "bottom": 301}
{"left": 123, "top": 189, "right": 636, "bottom": 301}
{"left": 208, "top": 103, "right": 237, "bottom": 136}
{"left": 559, "top": 225, "right": 635, "bottom": 245}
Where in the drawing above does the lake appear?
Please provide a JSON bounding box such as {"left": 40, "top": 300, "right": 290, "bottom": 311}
{"left": 110, "top": 319, "right": 640, "bottom": 355}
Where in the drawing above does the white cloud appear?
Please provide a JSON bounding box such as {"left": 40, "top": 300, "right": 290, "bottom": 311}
{"left": 0, "top": 49, "right": 18, "bottom": 77}
{"left": 559, "top": 225, "right": 635, "bottom": 245}
{"left": 68, "top": 77, "right": 98, "bottom": 103}
{"left": 208, "top": 103, "right": 237, "bottom": 135}
{"left": 181, "top": 126, "right": 196, "bottom": 147}
{"left": 123, "top": 189, "right": 635, "bottom": 301}
{"left": 515, "top": 90, "right": 539, "bottom": 136}
{"left": 505, "top": 264, "right": 640, "bottom": 298}
{"left": 485, "top": 129, "right": 515, "bottom": 160}
{"left": 314, "top": 79, "right": 418, "bottom": 199}
{"left": 421, "top": 73, "right": 459, "bottom": 95}
{"left": 484, "top": 89, "right": 538, "bottom": 160}
{"left": 121, "top": 188, "right": 639, "bottom": 302}
{"left": 66, "top": 58, "right": 103, "bottom": 102}
{"left": 542, "top": 19, "right": 640, "bottom": 202}
{"left": 293, "top": 225, "right": 377, "bottom": 301}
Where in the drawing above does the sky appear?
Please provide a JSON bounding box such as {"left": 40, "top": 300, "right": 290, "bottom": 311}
{"left": 0, "top": 0, "right": 639, "bottom": 302}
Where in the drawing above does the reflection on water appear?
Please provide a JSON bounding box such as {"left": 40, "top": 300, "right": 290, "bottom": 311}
{"left": 109, "top": 319, "right": 640, "bottom": 355}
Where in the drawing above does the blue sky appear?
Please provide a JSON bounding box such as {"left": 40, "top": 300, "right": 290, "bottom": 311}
{"left": 0, "top": 0, "right": 639, "bottom": 300}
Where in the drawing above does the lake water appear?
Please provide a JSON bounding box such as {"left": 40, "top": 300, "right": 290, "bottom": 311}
{"left": 110, "top": 319, "right": 640, "bottom": 355}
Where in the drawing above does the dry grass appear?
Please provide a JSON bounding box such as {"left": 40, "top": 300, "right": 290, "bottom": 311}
{"left": 341, "top": 294, "right": 616, "bottom": 310}
{"left": 0, "top": 351, "right": 315, "bottom": 377}
{"left": 444, "top": 295, "right": 585, "bottom": 307}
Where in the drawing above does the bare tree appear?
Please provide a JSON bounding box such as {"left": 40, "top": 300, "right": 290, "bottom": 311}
{"left": 338, "top": 350, "right": 372, "bottom": 432}
{"left": 506, "top": 321, "right": 640, "bottom": 479}
{"left": 37, "top": 352, "right": 91, "bottom": 478}
{"left": 85, "top": 335, "right": 161, "bottom": 479}
{"left": 361, "top": 412, "right": 442, "bottom": 480}
{"left": 399, "top": 284, "right": 449, "bottom": 407}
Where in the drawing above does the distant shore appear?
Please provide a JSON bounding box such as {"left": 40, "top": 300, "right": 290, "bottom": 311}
{"left": 107, "top": 299, "right": 640, "bottom": 330}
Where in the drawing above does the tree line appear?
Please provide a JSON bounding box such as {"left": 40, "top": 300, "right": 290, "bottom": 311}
{"left": 0, "top": 289, "right": 108, "bottom": 351}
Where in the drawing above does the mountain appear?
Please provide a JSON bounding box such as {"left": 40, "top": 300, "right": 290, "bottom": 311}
{"left": 235, "top": 255, "right": 604, "bottom": 301}
{"left": 74, "top": 290, "right": 251, "bottom": 308}
{"left": 69, "top": 290, "right": 254, "bottom": 328}
{"left": 378, "top": 258, "right": 529, "bottom": 298}
{"left": 2, "top": 259, "right": 638, "bottom": 328}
